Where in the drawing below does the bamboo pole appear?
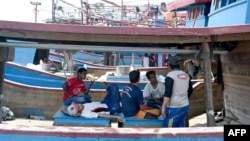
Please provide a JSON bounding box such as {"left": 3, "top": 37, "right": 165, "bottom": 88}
{"left": 201, "top": 42, "right": 215, "bottom": 126}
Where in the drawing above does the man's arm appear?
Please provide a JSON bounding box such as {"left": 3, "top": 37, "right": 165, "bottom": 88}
{"left": 139, "top": 104, "right": 153, "bottom": 110}
{"left": 62, "top": 82, "right": 72, "bottom": 97}
{"left": 143, "top": 84, "right": 153, "bottom": 100}
{"left": 83, "top": 80, "right": 95, "bottom": 94}
{"left": 161, "top": 97, "right": 170, "bottom": 118}
{"left": 97, "top": 113, "right": 124, "bottom": 122}
{"left": 162, "top": 77, "right": 174, "bottom": 118}
{"left": 187, "top": 78, "right": 193, "bottom": 98}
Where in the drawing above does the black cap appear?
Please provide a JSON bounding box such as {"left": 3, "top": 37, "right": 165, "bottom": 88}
{"left": 166, "top": 56, "right": 179, "bottom": 66}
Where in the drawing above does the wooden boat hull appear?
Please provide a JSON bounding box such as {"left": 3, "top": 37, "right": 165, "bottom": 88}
{"left": 2, "top": 80, "right": 107, "bottom": 120}
{"left": 188, "top": 82, "right": 224, "bottom": 119}
{"left": 3, "top": 78, "right": 223, "bottom": 120}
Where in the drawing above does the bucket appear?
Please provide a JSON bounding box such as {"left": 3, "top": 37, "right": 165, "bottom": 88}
{"left": 42, "top": 64, "right": 50, "bottom": 71}
{"left": 116, "top": 65, "right": 130, "bottom": 75}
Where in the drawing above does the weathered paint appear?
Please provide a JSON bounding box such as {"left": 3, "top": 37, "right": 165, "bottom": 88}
{"left": 0, "top": 125, "right": 223, "bottom": 141}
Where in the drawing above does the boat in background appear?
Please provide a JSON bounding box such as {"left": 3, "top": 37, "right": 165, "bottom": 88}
{"left": 167, "top": 0, "right": 250, "bottom": 28}
{"left": 50, "top": 49, "right": 145, "bottom": 66}
{"left": 167, "top": 0, "right": 211, "bottom": 28}
{"left": 4, "top": 62, "right": 150, "bottom": 90}
{"left": 167, "top": 0, "right": 250, "bottom": 125}
{"left": 49, "top": 51, "right": 168, "bottom": 77}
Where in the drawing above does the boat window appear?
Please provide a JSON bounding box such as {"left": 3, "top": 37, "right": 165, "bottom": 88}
{"left": 200, "top": 6, "right": 203, "bottom": 16}
{"left": 228, "top": 0, "right": 239, "bottom": 4}
{"left": 215, "top": 0, "right": 222, "bottom": 10}
{"left": 192, "top": 8, "right": 195, "bottom": 19}
{"left": 197, "top": 7, "right": 201, "bottom": 17}
{"left": 221, "top": 0, "right": 227, "bottom": 7}
{"left": 204, "top": 3, "right": 211, "bottom": 16}
{"left": 188, "top": 10, "right": 191, "bottom": 20}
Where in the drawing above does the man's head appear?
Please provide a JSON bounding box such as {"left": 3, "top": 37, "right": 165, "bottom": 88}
{"left": 146, "top": 70, "right": 157, "bottom": 83}
{"left": 77, "top": 68, "right": 87, "bottom": 80}
{"left": 67, "top": 102, "right": 84, "bottom": 116}
{"left": 129, "top": 70, "right": 140, "bottom": 83}
{"left": 166, "top": 56, "right": 180, "bottom": 69}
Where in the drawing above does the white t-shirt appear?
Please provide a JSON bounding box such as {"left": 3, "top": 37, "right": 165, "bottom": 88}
{"left": 80, "top": 102, "right": 109, "bottom": 118}
{"left": 143, "top": 82, "right": 165, "bottom": 99}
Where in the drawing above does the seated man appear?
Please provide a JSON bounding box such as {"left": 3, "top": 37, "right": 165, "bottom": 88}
{"left": 62, "top": 68, "right": 94, "bottom": 106}
{"left": 61, "top": 83, "right": 123, "bottom": 122}
{"left": 121, "top": 70, "right": 161, "bottom": 119}
{"left": 143, "top": 70, "right": 165, "bottom": 109}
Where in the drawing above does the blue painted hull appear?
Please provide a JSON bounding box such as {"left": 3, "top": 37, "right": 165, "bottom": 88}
{"left": 4, "top": 62, "right": 66, "bottom": 88}
{"left": 4, "top": 62, "right": 147, "bottom": 90}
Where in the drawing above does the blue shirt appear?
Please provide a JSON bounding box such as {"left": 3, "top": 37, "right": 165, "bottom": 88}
{"left": 121, "top": 84, "right": 144, "bottom": 117}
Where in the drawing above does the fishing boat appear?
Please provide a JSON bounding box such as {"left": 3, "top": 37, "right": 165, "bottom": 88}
{"left": 167, "top": 0, "right": 211, "bottom": 28}
{"left": 167, "top": 0, "right": 250, "bottom": 125}
{"left": 3, "top": 62, "right": 223, "bottom": 120}
{"left": 1, "top": 0, "right": 250, "bottom": 126}
{"left": 49, "top": 51, "right": 168, "bottom": 77}
{"left": 1, "top": 21, "right": 234, "bottom": 123}
{"left": 2, "top": 1, "right": 249, "bottom": 141}
{"left": 167, "top": 0, "right": 250, "bottom": 27}
{"left": 3, "top": 62, "right": 154, "bottom": 119}
{"left": 49, "top": 49, "right": 145, "bottom": 66}
{"left": 4, "top": 62, "right": 151, "bottom": 90}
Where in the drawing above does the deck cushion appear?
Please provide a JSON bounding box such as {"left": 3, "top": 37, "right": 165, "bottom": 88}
{"left": 53, "top": 108, "right": 111, "bottom": 127}
{"left": 123, "top": 118, "right": 163, "bottom": 127}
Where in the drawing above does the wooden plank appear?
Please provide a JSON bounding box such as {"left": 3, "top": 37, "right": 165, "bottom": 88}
{"left": 223, "top": 82, "right": 250, "bottom": 124}
{"left": 0, "top": 29, "right": 209, "bottom": 44}
{"left": 223, "top": 73, "right": 250, "bottom": 87}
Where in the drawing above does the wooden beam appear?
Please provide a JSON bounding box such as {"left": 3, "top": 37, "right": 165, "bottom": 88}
{"left": 213, "top": 33, "right": 250, "bottom": 42}
{"left": 1, "top": 21, "right": 250, "bottom": 45}
{"left": 0, "top": 42, "right": 228, "bottom": 54}
{"left": 0, "top": 29, "right": 210, "bottom": 44}
{"left": 201, "top": 42, "right": 215, "bottom": 126}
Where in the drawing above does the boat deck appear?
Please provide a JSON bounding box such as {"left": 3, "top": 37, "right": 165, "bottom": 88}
{"left": 53, "top": 107, "right": 164, "bottom": 128}
{"left": 53, "top": 108, "right": 111, "bottom": 127}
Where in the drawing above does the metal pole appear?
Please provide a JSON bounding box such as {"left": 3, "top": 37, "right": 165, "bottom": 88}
{"left": 80, "top": 0, "right": 84, "bottom": 24}
{"left": 52, "top": 0, "right": 55, "bottom": 22}
{"left": 148, "top": 0, "right": 150, "bottom": 11}
{"left": 30, "top": 1, "right": 41, "bottom": 23}
{"left": 35, "top": 5, "right": 38, "bottom": 23}
{"left": 121, "top": 0, "right": 123, "bottom": 26}
{"left": 86, "top": 0, "right": 89, "bottom": 25}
